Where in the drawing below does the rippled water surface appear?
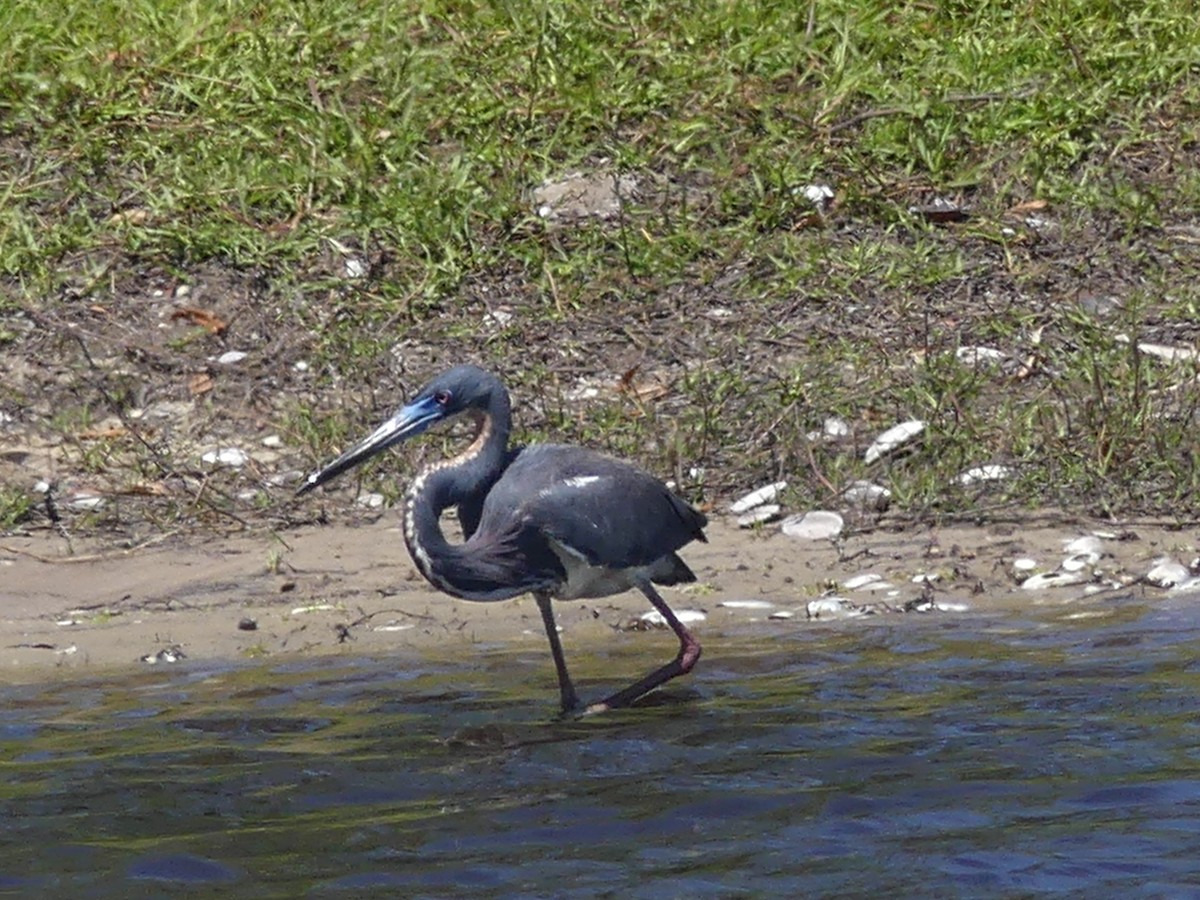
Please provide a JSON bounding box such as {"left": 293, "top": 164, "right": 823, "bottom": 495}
{"left": 4, "top": 595, "right": 1200, "bottom": 896}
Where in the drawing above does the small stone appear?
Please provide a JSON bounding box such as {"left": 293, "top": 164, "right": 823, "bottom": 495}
{"left": 237, "top": 617, "right": 258, "bottom": 631}
{"left": 767, "top": 610, "right": 795, "bottom": 620}
{"left": 355, "top": 492, "right": 385, "bottom": 509}
{"left": 261, "top": 434, "right": 283, "bottom": 448}
{"left": 216, "top": 350, "right": 247, "bottom": 365}
{"left": 717, "top": 599, "right": 776, "bottom": 610}
{"left": 344, "top": 258, "right": 367, "bottom": 279}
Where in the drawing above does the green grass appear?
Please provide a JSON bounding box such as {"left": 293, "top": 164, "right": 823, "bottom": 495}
{"left": 3, "top": 0, "right": 1200, "bottom": 531}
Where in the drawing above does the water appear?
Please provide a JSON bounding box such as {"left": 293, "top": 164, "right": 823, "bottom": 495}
{"left": 3, "top": 595, "right": 1200, "bottom": 897}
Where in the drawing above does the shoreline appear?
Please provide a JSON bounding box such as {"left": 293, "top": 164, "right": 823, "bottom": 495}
{"left": 2, "top": 516, "right": 1195, "bottom": 684}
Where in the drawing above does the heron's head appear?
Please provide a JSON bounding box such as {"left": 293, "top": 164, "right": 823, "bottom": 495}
{"left": 296, "top": 365, "right": 505, "bottom": 496}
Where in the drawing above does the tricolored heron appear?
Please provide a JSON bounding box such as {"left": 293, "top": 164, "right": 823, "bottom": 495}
{"left": 296, "top": 365, "right": 706, "bottom": 714}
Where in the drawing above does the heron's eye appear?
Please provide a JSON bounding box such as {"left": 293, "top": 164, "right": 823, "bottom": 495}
{"left": 434, "top": 390, "right": 452, "bottom": 406}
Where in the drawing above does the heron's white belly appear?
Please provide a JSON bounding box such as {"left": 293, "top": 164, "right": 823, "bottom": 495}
{"left": 548, "top": 540, "right": 647, "bottom": 600}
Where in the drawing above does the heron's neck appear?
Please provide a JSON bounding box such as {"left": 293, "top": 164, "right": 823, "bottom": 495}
{"left": 401, "top": 407, "right": 511, "bottom": 598}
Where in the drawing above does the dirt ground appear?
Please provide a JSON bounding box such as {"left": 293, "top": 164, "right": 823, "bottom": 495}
{"left": 3, "top": 513, "right": 1195, "bottom": 683}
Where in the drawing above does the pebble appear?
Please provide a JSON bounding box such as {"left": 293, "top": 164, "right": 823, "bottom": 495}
{"left": 355, "top": 492, "right": 386, "bottom": 509}
{"left": 768, "top": 610, "right": 795, "bottom": 620}
{"left": 216, "top": 351, "right": 248, "bottom": 365}
{"left": 261, "top": 434, "right": 283, "bottom": 448}
{"left": 780, "top": 510, "right": 844, "bottom": 540}
{"left": 717, "top": 599, "right": 776, "bottom": 610}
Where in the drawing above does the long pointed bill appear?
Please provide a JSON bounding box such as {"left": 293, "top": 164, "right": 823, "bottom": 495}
{"left": 295, "top": 396, "right": 443, "bottom": 496}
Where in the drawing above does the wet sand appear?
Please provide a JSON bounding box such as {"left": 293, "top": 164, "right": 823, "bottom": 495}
{"left": 1, "top": 516, "right": 1193, "bottom": 682}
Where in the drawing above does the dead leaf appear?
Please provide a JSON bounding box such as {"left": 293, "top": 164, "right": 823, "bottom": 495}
{"left": 108, "top": 208, "right": 149, "bottom": 226}
{"left": 119, "top": 482, "right": 170, "bottom": 497}
{"left": 1005, "top": 199, "right": 1049, "bottom": 216}
{"left": 188, "top": 373, "right": 214, "bottom": 396}
{"left": 171, "top": 307, "right": 227, "bottom": 335}
{"left": 78, "top": 426, "right": 126, "bottom": 440}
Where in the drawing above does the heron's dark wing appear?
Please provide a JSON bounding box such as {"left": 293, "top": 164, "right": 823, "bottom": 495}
{"left": 478, "top": 445, "right": 706, "bottom": 571}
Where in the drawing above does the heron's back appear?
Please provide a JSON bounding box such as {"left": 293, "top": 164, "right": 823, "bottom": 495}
{"left": 476, "top": 444, "right": 706, "bottom": 575}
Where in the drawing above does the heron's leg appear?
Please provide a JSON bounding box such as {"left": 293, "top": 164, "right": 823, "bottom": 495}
{"left": 586, "top": 582, "right": 702, "bottom": 714}
{"left": 534, "top": 591, "right": 581, "bottom": 713}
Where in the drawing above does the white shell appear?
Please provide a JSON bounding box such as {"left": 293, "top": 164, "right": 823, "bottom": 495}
{"left": 806, "top": 597, "right": 865, "bottom": 619}
{"left": 864, "top": 420, "right": 925, "bottom": 464}
{"left": 843, "top": 573, "right": 886, "bottom": 591}
{"left": 216, "top": 350, "right": 248, "bottom": 365}
{"left": 1012, "top": 558, "right": 1039, "bottom": 572}
{"left": 1146, "top": 558, "right": 1190, "bottom": 588}
{"left": 717, "top": 599, "right": 776, "bottom": 610}
{"left": 1062, "top": 535, "right": 1104, "bottom": 560}
{"left": 202, "top": 447, "right": 248, "bottom": 467}
{"left": 958, "top": 465, "right": 1013, "bottom": 485}
{"left": 1021, "top": 572, "right": 1087, "bottom": 590}
{"left": 730, "top": 481, "right": 788, "bottom": 514}
{"left": 1060, "top": 554, "right": 1094, "bottom": 573}
{"left": 800, "top": 183, "right": 835, "bottom": 208}
{"left": 841, "top": 480, "right": 892, "bottom": 512}
{"left": 955, "top": 346, "right": 1008, "bottom": 367}
{"left": 737, "top": 505, "right": 781, "bottom": 528}
{"left": 291, "top": 603, "right": 336, "bottom": 615}
{"left": 640, "top": 608, "right": 707, "bottom": 627}
{"left": 780, "top": 510, "right": 844, "bottom": 540}
{"left": 68, "top": 492, "right": 106, "bottom": 511}
{"left": 823, "top": 417, "right": 851, "bottom": 438}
